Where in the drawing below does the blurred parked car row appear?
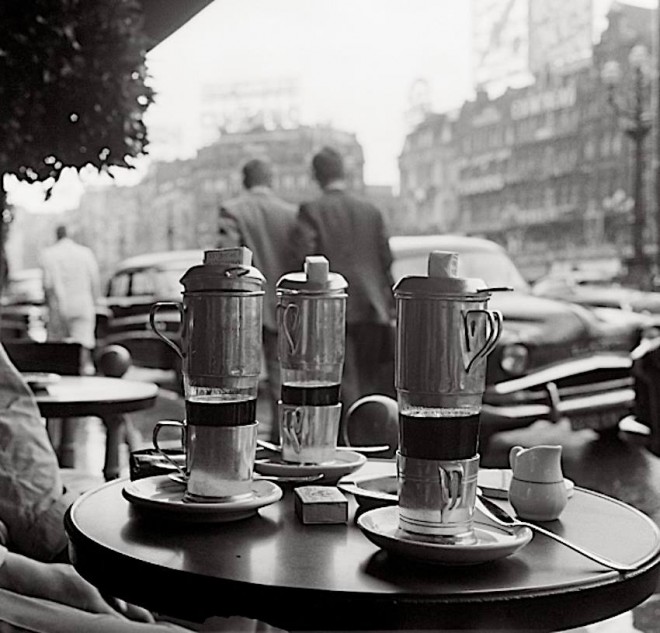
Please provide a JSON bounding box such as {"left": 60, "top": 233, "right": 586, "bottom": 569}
{"left": 532, "top": 269, "right": 660, "bottom": 325}
{"left": 2, "top": 237, "right": 657, "bottom": 443}
{"left": 0, "top": 268, "right": 47, "bottom": 342}
{"left": 87, "top": 235, "right": 658, "bottom": 444}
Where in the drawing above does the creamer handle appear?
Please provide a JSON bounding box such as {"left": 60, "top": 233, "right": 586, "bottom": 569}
{"left": 509, "top": 445, "right": 524, "bottom": 471}
{"left": 152, "top": 420, "right": 187, "bottom": 478}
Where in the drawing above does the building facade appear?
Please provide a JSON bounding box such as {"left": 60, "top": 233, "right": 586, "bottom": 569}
{"left": 398, "top": 113, "right": 458, "bottom": 235}
{"left": 398, "top": 3, "right": 655, "bottom": 280}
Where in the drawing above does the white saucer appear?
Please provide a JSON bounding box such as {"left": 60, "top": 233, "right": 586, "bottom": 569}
{"left": 340, "top": 468, "right": 575, "bottom": 509}
{"left": 338, "top": 473, "right": 398, "bottom": 509}
{"left": 478, "top": 469, "right": 575, "bottom": 500}
{"left": 357, "top": 505, "right": 533, "bottom": 566}
{"left": 254, "top": 450, "right": 366, "bottom": 483}
{"left": 122, "top": 475, "right": 282, "bottom": 522}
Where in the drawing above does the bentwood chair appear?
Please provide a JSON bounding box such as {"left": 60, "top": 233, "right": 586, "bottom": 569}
{"left": 3, "top": 341, "right": 83, "bottom": 464}
{"left": 3, "top": 340, "right": 83, "bottom": 376}
{"left": 342, "top": 394, "right": 398, "bottom": 458}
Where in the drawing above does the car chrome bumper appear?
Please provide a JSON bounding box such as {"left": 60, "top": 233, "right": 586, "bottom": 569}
{"left": 481, "top": 354, "right": 635, "bottom": 430}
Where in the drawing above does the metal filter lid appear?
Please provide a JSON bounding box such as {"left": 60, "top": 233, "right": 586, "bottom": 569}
{"left": 393, "top": 250, "right": 497, "bottom": 298}
{"left": 180, "top": 246, "right": 265, "bottom": 293}
{"left": 277, "top": 255, "right": 348, "bottom": 295}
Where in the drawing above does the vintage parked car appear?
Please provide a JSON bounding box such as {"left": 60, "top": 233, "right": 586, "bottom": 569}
{"left": 0, "top": 268, "right": 47, "bottom": 342}
{"left": 1, "top": 267, "right": 113, "bottom": 346}
{"left": 389, "top": 235, "right": 655, "bottom": 443}
{"left": 98, "top": 249, "right": 204, "bottom": 371}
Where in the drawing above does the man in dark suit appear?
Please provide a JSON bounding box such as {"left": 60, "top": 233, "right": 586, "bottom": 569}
{"left": 292, "top": 146, "right": 395, "bottom": 415}
{"left": 218, "top": 158, "right": 298, "bottom": 441}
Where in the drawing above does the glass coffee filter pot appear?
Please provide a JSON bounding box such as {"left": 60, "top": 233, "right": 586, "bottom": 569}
{"left": 276, "top": 255, "right": 348, "bottom": 463}
{"left": 149, "top": 247, "right": 265, "bottom": 500}
{"left": 394, "top": 250, "right": 507, "bottom": 541}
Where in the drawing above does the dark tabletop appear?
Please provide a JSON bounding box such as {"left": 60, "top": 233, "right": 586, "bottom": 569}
{"left": 65, "top": 461, "right": 660, "bottom": 631}
{"left": 33, "top": 375, "right": 159, "bottom": 418}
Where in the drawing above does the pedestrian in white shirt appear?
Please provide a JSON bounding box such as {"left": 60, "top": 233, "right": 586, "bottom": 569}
{"left": 40, "top": 225, "right": 100, "bottom": 373}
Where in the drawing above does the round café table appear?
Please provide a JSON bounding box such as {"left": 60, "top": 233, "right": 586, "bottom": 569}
{"left": 33, "top": 376, "right": 158, "bottom": 481}
{"left": 65, "top": 460, "right": 660, "bottom": 631}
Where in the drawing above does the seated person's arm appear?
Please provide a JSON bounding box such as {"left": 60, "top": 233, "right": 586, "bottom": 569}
{"left": 0, "top": 543, "right": 153, "bottom": 620}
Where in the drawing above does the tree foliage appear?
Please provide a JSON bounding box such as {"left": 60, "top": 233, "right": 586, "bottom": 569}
{"left": 0, "top": 0, "right": 155, "bottom": 186}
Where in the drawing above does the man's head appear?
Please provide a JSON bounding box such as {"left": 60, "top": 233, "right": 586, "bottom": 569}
{"left": 312, "top": 146, "right": 345, "bottom": 188}
{"left": 55, "top": 225, "right": 67, "bottom": 240}
{"left": 242, "top": 159, "right": 273, "bottom": 190}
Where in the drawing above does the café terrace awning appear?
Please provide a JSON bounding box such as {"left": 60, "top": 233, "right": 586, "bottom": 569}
{"left": 140, "top": 0, "right": 216, "bottom": 49}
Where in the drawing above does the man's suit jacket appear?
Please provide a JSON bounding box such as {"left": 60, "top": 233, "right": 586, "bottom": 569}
{"left": 293, "top": 189, "right": 395, "bottom": 325}
{"left": 219, "top": 187, "right": 297, "bottom": 332}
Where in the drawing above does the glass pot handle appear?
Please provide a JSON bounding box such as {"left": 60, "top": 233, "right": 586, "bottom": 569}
{"left": 152, "top": 420, "right": 187, "bottom": 479}
{"left": 281, "top": 406, "right": 304, "bottom": 454}
{"left": 280, "top": 303, "right": 300, "bottom": 354}
{"left": 464, "top": 309, "right": 503, "bottom": 373}
{"left": 149, "top": 301, "right": 184, "bottom": 359}
{"left": 438, "top": 462, "right": 463, "bottom": 513}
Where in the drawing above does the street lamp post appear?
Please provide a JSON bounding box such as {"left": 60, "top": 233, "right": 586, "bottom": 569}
{"left": 603, "top": 45, "right": 653, "bottom": 289}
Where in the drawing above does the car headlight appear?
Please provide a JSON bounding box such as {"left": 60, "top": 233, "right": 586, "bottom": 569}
{"left": 500, "top": 343, "right": 529, "bottom": 376}
{"left": 631, "top": 325, "right": 660, "bottom": 361}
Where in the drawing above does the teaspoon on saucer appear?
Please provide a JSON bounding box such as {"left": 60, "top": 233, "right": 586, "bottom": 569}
{"left": 475, "top": 492, "right": 636, "bottom": 573}
{"left": 168, "top": 472, "right": 323, "bottom": 485}
{"left": 257, "top": 439, "right": 390, "bottom": 455}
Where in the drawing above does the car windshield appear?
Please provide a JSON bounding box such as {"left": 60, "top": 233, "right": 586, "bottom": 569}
{"left": 456, "top": 250, "right": 529, "bottom": 291}
{"left": 393, "top": 247, "right": 530, "bottom": 292}
{"left": 107, "top": 264, "right": 191, "bottom": 299}
{"left": 158, "top": 268, "right": 188, "bottom": 296}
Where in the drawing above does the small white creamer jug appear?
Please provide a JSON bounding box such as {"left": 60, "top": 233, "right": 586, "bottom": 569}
{"left": 508, "top": 445, "right": 568, "bottom": 521}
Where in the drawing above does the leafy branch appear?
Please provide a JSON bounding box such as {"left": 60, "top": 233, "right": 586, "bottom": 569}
{"left": 0, "top": 0, "right": 155, "bottom": 187}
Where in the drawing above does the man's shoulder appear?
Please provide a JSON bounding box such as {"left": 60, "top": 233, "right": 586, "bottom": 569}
{"left": 64, "top": 241, "right": 96, "bottom": 263}
{"left": 307, "top": 190, "right": 380, "bottom": 213}
{"left": 221, "top": 194, "right": 249, "bottom": 215}
{"left": 70, "top": 241, "right": 94, "bottom": 255}
{"left": 223, "top": 191, "right": 296, "bottom": 215}
{"left": 255, "top": 190, "right": 297, "bottom": 214}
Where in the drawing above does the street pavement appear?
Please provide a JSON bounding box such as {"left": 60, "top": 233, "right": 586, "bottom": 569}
{"left": 68, "top": 367, "right": 660, "bottom": 633}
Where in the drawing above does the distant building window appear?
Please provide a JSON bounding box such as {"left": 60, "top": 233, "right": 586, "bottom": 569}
{"left": 600, "top": 134, "right": 610, "bottom": 157}
{"left": 584, "top": 140, "right": 595, "bottom": 161}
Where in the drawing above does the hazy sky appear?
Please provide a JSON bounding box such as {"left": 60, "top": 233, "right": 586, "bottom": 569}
{"left": 145, "top": 0, "right": 474, "bottom": 185}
